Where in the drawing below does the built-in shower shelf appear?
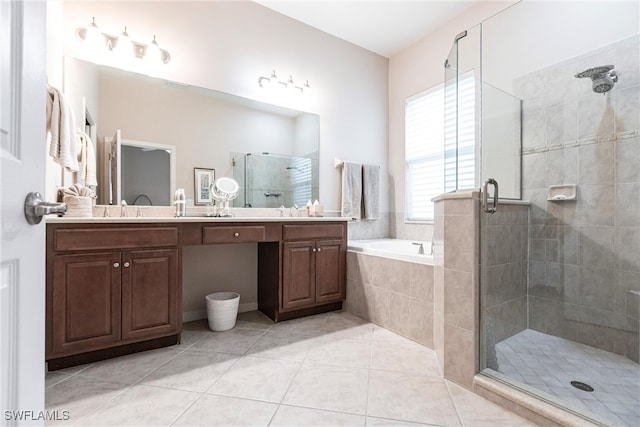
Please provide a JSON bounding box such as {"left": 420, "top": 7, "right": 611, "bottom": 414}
{"left": 547, "top": 184, "right": 577, "bottom": 201}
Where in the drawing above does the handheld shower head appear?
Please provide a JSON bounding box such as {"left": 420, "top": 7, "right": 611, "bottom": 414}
{"left": 575, "top": 65, "right": 618, "bottom": 94}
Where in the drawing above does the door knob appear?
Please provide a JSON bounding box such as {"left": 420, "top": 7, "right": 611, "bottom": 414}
{"left": 24, "top": 192, "right": 67, "bottom": 225}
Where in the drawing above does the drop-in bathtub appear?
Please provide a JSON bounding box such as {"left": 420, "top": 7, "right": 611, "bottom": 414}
{"left": 347, "top": 238, "right": 433, "bottom": 265}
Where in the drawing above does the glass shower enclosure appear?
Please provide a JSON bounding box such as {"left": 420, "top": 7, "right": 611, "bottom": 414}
{"left": 232, "top": 152, "right": 318, "bottom": 209}
{"left": 446, "top": 1, "right": 639, "bottom": 426}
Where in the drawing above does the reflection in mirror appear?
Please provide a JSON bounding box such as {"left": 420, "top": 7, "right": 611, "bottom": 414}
{"left": 106, "top": 129, "right": 176, "bottom": 205}
{"left": 232, "top": 152, "right": 318, "bottom": 208}
{"left": 63, "top": 57, "right": 320, "bottom": 207}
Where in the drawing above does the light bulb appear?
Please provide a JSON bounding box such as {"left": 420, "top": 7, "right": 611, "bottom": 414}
{"left": 269, "top": 70, "right": 279, "bottom": 90}
{"left": 146, "top": 35, "right": 163, "bottom": 65}
{"left": 302, "top": 80, "right": 312, "bottom": 97}
{"left": 114, "top": 27, "right": 133, "bottom": 60}
{"left": 287, "top": 75, "right": 295, "bottom": 89}
{"left": 84, "top": 17, "right": 103, "bottom": 49}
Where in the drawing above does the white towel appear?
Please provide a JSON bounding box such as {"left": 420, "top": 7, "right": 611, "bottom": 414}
{"left": 341, "top": 161, "right": 362, "bottom": 220}
{"left": 47, "top": 86, "right": 79, "bottom": 172}
{"left": 362, "top": 164, "right": 380, "bottom": 220}
{"left": 76, "top": 130, "right": 98, "bottom": 187}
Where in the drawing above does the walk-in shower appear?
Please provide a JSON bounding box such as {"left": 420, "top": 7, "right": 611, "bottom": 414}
{"left": 232, "top": 152, "right": 318, "bottom": 208}
{"left": 445, "top": 1, "right": 639, "bottom": 425}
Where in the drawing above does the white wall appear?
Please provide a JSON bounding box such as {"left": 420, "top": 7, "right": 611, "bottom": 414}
{"left": 388, "top": 1, "right": 513, "bottom": 218}
{"left": 58, "top": 0, "right": 389, "bottom": 213}
{"left": 49, "top": 0, "right": 389, "bottom": 320}
{"left": 482, "top": 0, "right": 640, "bottom": 93}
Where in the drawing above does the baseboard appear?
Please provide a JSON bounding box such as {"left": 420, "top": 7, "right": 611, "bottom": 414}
{"left": 183, "top": 302, "right": 259, "bottom": 323}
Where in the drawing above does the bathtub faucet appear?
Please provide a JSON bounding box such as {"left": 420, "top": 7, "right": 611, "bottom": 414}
{"left": 412, "top": 242, "right": 425, "bottom": 255}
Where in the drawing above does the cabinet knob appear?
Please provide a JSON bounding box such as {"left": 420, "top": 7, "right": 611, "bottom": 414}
{"left": 113, "top": 262, "right": 120, "bottom": 268}
{"left": 234, "top": 232, "right": 240, "bottom": 237}
{"left": 317, "top": 248, "right": 322, "bottom": 252}
{"left": 312, "top": 248, "right": 316, "bottom": 252}
{"left": 123, "top": 262, "right": 130, "bottom": 268}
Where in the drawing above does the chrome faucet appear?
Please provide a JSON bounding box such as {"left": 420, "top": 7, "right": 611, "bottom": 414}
{"left": 120, "top": 200, "right": 128, "bottom": 217}
{"left": 412, "top": 242, "right": 425, "bottom": 255}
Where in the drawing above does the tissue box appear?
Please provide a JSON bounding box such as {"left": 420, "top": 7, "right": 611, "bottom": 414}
{"left": 309, "top": 205, "right": 324, "bottom": 217}
{"left": 63, "top": 196, "right": 93, "bottom": 217}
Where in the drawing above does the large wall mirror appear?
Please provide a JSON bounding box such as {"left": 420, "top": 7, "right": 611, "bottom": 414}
{"left": 63, "top": 57, "right": 320, "bottom": 207}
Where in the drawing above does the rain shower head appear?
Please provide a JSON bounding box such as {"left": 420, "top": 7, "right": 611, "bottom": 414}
{"left": 574, "top": 65, "right": 618, "bottom": 94}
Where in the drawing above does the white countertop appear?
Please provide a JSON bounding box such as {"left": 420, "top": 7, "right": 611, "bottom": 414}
{"left": 46, "top": 216, "right": 351, "bottom": 224}
{"left": 46, "top": 205, "right": 351, "bottom": 224}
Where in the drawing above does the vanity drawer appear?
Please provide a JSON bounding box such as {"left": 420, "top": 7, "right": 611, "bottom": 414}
{"left": 54, "top": 227, "right": 179, "bottom": 252}
{"left": 203, "top": 226, "right": 266, "bottom": 244}
{"left": 282, "top": 224, "right": 345, "bottom": 241}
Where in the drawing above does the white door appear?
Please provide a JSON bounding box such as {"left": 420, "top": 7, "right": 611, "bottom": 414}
{"left": 1, "top": 0, "right": 47, "bottom": 423}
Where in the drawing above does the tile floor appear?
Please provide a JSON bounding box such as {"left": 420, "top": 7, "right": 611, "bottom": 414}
{"left": 496, "top": 329, "right": 640, "bottom": 427}
{"left": 46, "top": 311, "right": 534, "bottom": 426}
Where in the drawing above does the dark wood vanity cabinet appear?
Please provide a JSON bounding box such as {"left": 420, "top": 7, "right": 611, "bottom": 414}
{"left": 282, "top": 238, "right": 345, "bottom": 310}
{"left": 46, "top": 225, "right": 180, "bottom": 367}
{"left": 120, "top": 249, "right": 179, "bottom": 341}
{"left": 50, "top": 252, "right": 122, "bottom": 356}
{"left": 46, "top": 220, "right": 346, "bottom": 367}
{"left": 49, "top": 248, "right": 179, "bottom": 358}
{"left": 281, "top": 224, "right": 346, "bottom": 312}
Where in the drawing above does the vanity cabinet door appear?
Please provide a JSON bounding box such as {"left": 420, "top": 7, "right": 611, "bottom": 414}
{"left": 49, "top": 252, "right": 122, "bottom": 357}
{"left": 315, "top": 239, "right": 345, "bottom": 304}
{"left": 121, "top": 249, "right": 179, "bottom": 342}
{"left": 282, "top": 241, "right": 316, "bottom": 310}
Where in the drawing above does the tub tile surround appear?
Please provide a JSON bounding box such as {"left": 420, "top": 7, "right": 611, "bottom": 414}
{"left": 516, "top": 34, "right": 640, "bottom": 362}
{"left": 45, "top": 311, "right": 534, "bottom": 427}
{"left": 345, "top": 252, "right": 434, "bottom": 348}
{"left": 346, "top": 191, "right": 483, "bottom": 389}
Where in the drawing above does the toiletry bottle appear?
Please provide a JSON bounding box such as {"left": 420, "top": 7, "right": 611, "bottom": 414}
{"left": 174, "top": 189, "right": 186, "bottom": 217}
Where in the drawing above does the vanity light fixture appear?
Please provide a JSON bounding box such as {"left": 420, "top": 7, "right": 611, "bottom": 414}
{"left": 76, "top": 17, "right": 171, "bottom": 65}
{"left": 258, "top": 70, "right": 311, "bottom": 97}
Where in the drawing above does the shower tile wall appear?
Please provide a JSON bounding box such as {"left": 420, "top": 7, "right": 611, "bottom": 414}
{"left": 481, "top": 203, "right": 529, "bottom": 371}
{"left": 247, "top": 155, "right": 295, "bottom": 208}
{"left": 515, "top": 34, "right": 640, "bottom": 362}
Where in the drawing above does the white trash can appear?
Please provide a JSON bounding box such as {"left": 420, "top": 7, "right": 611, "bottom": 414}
{"left": 205, "top": 292, "right": 240, "bottom": 332}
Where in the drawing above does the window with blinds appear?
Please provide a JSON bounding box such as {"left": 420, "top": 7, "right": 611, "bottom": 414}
{"left": 291, "top": 156, "right": 313, "bottom": 207}
{"left": 405, "top": 72, "right": 475, "bottom": 221}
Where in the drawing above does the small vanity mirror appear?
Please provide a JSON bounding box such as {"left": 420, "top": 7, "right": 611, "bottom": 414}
{"left": 212, "top": 177, "right": 240, "bottom": 200}
{"left": 210, "top": 177, "right": 240, "bottom": 217}
{"left": 63, "top": 57, "right": 320, "bottom": 208}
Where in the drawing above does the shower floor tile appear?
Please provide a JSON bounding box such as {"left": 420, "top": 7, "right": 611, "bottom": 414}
{"left": 496, "top": 329, "right": 640, "bottom": 427}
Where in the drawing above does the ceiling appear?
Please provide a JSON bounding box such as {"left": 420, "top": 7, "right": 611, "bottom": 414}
{"left": 254, "top": 0, "right": 482, "bottom": 58}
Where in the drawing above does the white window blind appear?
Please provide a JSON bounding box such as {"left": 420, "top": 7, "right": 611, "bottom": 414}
{"left": 405, "top": 72, "right": 475, "bottom": 221}
{"left": 291, "top": 156, "right": 313, "bottom": 207}
{"left": 445, "top": 71, "right": 476, "bottom": 193}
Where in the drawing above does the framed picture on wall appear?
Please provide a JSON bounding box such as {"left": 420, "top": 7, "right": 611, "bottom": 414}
{"left": 194, "top": 167, "right": 215, "bottom": 205}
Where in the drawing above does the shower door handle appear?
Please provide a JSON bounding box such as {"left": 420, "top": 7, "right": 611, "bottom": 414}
{"left": 482, "top": 178, "right": 498, "bottom": 214}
